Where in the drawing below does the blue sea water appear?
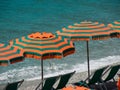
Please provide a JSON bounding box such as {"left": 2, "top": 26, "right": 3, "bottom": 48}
{"left": 0, "top": 0, "right": 120, "bottom": 84}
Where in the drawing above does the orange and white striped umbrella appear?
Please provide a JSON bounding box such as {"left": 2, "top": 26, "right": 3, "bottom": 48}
{"left": 10, "top": 32, "right": 75, "bottom": 88}
{"left": 0, "top": 43, "right": 24, "bottom": 66}
{"left": 57, "top": 21, "right": 117, "bottom": 79}
{"left": 108, "top": 20, "right": 120, "bottom": 38}
{"left": 10, "top": 32, "right": 75, "bottom": 60}
{"left": 57, "top": 21, "right": 116, "bottom": 41}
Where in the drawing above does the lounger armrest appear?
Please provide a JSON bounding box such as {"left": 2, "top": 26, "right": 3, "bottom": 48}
{"left": 72, "top": 80, "right": 89, "bottom": 88}
{"left": 17, "top": 79, "right": 24, "bottom": 88}
{"left": 35, "top": 80, "right": 44, "bottom": 90}
{"left": 102, "top": 66, "right": 111, "bottom": 76}
{"left": 85, "top": 65, "right": 109, "bottom": 82}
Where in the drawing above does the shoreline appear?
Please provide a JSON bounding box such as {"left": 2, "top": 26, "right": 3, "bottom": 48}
{"left": 18, "top": 62, "right": 120, "bottom": 90}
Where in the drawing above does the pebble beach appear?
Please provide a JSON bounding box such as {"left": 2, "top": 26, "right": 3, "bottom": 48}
{"left": 15, "top": 62, "right": 120, "bottom": 90}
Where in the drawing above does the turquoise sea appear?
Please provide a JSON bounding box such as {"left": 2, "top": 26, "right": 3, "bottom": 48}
{"left": 0, "top": 0, "right": 120, "bottom": 84}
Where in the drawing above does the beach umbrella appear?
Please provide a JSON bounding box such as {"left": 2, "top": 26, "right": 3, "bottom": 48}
{"left": 108, "top": 20, "right": 120, "bottom": 38}
{"left": 56, "top": 21, "right": 117, "bottom": 79}
{"left": 0, "top": 43, "right": 24, "bottom": 66}
{"left": 10, "top": 32, "right": 75, "bottom": 88}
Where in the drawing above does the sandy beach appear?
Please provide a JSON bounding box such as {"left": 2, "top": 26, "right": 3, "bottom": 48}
{"left": 17, "top": 62, "right": 120, "bottom": 90}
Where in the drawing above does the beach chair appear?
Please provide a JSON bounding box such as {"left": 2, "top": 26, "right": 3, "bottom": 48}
{"left": 101, "top": 64, "right": 120, "bottom": 89}
{"left": 53, "top": 71, "right": 76, "bottom": 90}
{"left": 4, "top": 79, "right": 24, "bottom": 90}
{"left": 35, "top": 75, "right": 59, "bottom": 90}
{"left": 102, "top": 64, "right": 120, "bottom": 82}
{"left": 74, "top": 66, "right": 109, "bottom": 90}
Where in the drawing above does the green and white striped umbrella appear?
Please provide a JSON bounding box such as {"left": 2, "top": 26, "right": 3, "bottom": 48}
{"left": 0, "top": 43, "right": 24, "bottom": 66}
{"left": 57, "top": 21, "right": 117, "bottom": 79}
{"left": 57, "top": 21, "right": 116, "bottom": 40}
{"left": 108, "top": 20, "right": 120, "bottom": 38}
{"left": 10, "top": 32, "right": 75, "bottom": 60}
{"left": 10, "top": 32, "right": 75, "bottom": 88}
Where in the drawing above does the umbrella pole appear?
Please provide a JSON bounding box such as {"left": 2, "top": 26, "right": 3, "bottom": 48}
{"left": 86, "top": 41, "right": 90, "bottom": 81}
{"left": 41, "top": 58, "right": 43, "bottom": 89}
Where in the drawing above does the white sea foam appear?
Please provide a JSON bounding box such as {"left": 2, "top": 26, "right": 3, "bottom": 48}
{"left": 73, "top": 55, "right": 120, "bottom": 73}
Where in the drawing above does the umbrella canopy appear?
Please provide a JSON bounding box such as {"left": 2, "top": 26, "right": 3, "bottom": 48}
{"left": 56, "top": 21, "right": 117, "bottom": 79}
{"left": 10, "top": 32, "right": 75, "bottom": 88}
{"left": 0, "top": 43, "right": 24, "bottom": 66}
{"left": 10, "top": 32, "right": 75, "bottom": 59}
{"left": 108, "top": 20, "right": 120, "bottom": 38}
{"left": 57, "top": 21, "right": 116, "bottom": 40}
